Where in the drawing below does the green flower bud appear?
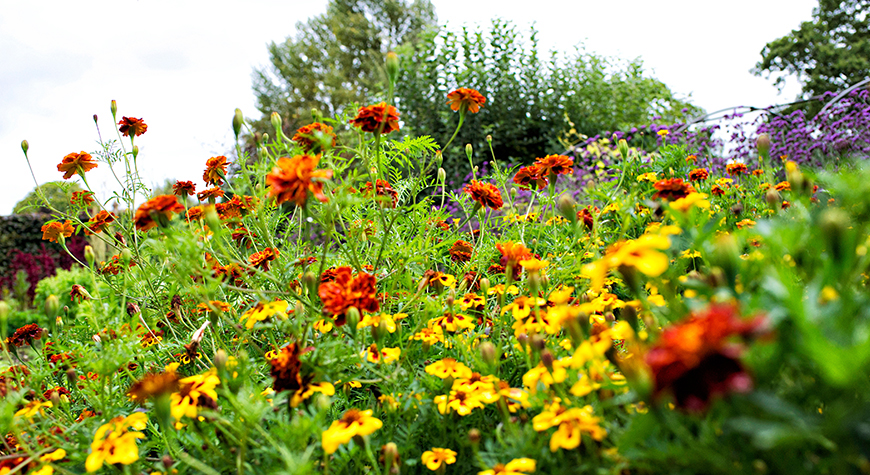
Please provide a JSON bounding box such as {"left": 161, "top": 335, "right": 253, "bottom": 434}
{"left": 437, "top": 167, "right": 446, "bottom": 183}
{"left": 557, "top": 194, "right": 577, "bottom": 224}
{"left": 84, "top": 245, "right": 96, "bottom": 267}
{"left": 120, "top": 248, "right": 133, "bottom": 266}
{"left": 110, "top": 100, "right": 117, "bottom": 117}
{"left": 270, "top": 112, "right": 283, "bottom": 136}
{"left": 132, "top": 145, "right": 139, "bottom": 160}
{"left": 479, "top": 341, "right": 497, "bottom": 367}
{"left": 617, "top": 139, "right": 629, "bottom": 160}
{"left": 45, "top": 295, "right": 60, "bottom": 321}
{"left": 385, "top": 51, "right": 399, "bottom": 86}
{"left": 756, "top": 133, "right": 771, "bottom": 160}
{"left": 21, "top": 140, "right": 29, "bottom": 155}
{"left": 233, "top": 108, "right": 244, "bottom": 139}
{"left": 465, "top": 143, "right": 473, "bottom": 161}
{"left": 820, "top": 208, "right": 850, "bottom": 262}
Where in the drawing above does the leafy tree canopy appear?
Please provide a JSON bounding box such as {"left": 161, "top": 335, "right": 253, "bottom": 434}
{"left": 251, "top": 0, "right": 437, "bottom": 136}
{"left": 13, "top": 181, "right": 82, "bottom": 215}
{"left": 753, "top": 0, "right": 870, "bottom": 111}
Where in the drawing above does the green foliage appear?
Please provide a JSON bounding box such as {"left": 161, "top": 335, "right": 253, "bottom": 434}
{"left": 251, "top": 0, "right": 436, "bottom": 137}
{"left": 13, "top": 181, "right": 82, "bottom": 214}
{"left": 395, "top": 19, "right": 702, "bottom": 179}
{"left": 753, "top": 0, "right": 870, "bottom": 114}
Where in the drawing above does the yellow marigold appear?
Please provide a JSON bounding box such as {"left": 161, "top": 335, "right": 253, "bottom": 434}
{"left": 363, "top": 344, "right": 401, "bottom": 364}
{"left": 522, "top": 359, "right": 569, "bottom": 393}
{"left": 357, "top": 313, "right": 398, "bottom": 333}
{"left": 290, "top": 381, "right": 335, "bottom": 408}
{"left": 669, "top": 192, "right": 710, "bottom": 213}
{"left": 422, "top": 447, "right": 458, "bottom": 471}
{"left": 239, "top": 300, "right": 289, "bottom": 329}
{"left": 533, "top": 404, "right": 606, "bottom": 452}
{"left": 425, "top": 358, "right": 473, "bottom": 379}
{"left": 636, "top": 172, "right": 657, "bottom": 183}
{"left": 582, "top": 234, "right": 671, "bottom": 291}
{"left": 478, "top": 458, "right": 536, "bottom": 475}
{"left": 321, "top": 409, "right": 382, "bottom": 454}
{"left": 170, "top": 370, "right": 220, "bottom": 421}
{"left": 85, "top": 413, "right": 147, "bottom": 472}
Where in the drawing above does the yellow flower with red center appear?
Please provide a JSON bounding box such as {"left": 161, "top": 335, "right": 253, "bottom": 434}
{"left": 460, "top": 292, "right": 486, "bottom": 311}
{"left": 522, "top": 359, "right": 569, "bottom": 393}
{"left": 532, "top": 405, "right": 607, "bottom": 452}
{"left": 425, "top": 358, "right": 473, "bottom": 379}
{"left": 478, "top": 458, "right": 536, "bottom": 475}
{"left": 363, "top": 344, "right": 401, "bottom": 364}
{"left": 290, "top": 381, "right": 335, "bottom": 408}
{"left": 357, "top": 313, "right": 399, "bottom": 333}
{"left": 429, "top": 312, "right": 475, "bottom": 332}
{"left": 422, "top": 447, "right": 458, "bottom": 471}
{"left": 85, "top": 413, "right": 147, "bottom": 472}
{"left": 170, "top": 370, "right": 220, "bottom": 421}
{"left": 239, "top": 300, "right": 289, "bottom": 329}
{"left": 14, "top": 400, "right": 52, "bottom": 420}
{"left": 501, "top": 296, "right": 548, "bottom": 319}
{"left": 409, "top": 325, "right": 448, "bottom": 346}
{"left": 582, "top": 233, "right": 671, "bottom": 291}
{"left": 321, "top": 409, "right": 382, "bottom": 454}
{"left": 434, "top": 386, "right": 486, "bottom": 416}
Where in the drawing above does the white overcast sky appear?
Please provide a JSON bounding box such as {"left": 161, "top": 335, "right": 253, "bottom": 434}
{"left": 1, "top": 0, "right": 816, "bottom": 214}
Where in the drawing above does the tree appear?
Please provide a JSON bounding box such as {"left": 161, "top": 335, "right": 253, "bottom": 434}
{"left": 13, "top": 181, "right": 83, "bottom": 215}
{"left": 396, "top": 20, "right": 701, "bottom": 176}
{"left": 251, "top": 0, "right": 437, "bottom": 137}
{"left": 754, "top": 0, "right": 870, "bottom": 112}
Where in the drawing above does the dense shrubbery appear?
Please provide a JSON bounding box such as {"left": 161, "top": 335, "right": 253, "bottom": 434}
{"left": 4, "top": 65, "right": 870, "bottom": 475}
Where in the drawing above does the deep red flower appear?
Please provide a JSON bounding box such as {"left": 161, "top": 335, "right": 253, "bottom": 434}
{"left": 464, "top": 180, "right": 503, "bottom": 210}
{"left": 318, "top": 267, "right": 379, "bottom": 326}
{"left": 349, "top": 103, "right": 400, "bottom": 134}
{"left": 448, "top": 240, "right": 474, "bottom": 263}
{"left": 363, "top": 179, "right": 399, "bottom": 208}
{"left": 726, "top": 162, "right": 748, "bottom": 175}
{"left": 6, "top": 323, "right": 43, "bottom": 347}
{"left": 645, "top": 303, "right": 767, "bottom": 411}
{"left": 118, "top": 117, "right": 148, "bottom": 137}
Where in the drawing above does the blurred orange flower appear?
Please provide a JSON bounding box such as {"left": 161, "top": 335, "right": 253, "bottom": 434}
{"left": 71, "top": 191, "right": 95, "bottom": 206}
{"left": 318, "top": 266, "right": 380, "bottom": 326}
{"left": 57, "top": 151, "right": 98, "bottom": 179}
{"left": 446, "top": 88, "right": 486, "bottom": 113}
{"left": 535, "top": 154, "right": 574, "bottom": 176}
{"left": 133, "top": 195, "right": 185, "bottom": 231}
{"left": 652, "top": 178, "right": 695, "bottom": 201}
{"left": 203, "top": 156, "right": 230, "bottom": 186}
{"left": 292, "top": 122, "right": 336, "bottom": 152}
{"left": 363, "top": 179, "right": 399, "bottom": 208}
{"left": 688, "top": 168, "right": 709, "bottom": 182}
{"left": 349, "top": 103, "right": 400, "bottom": 134}
{"left": 448, "top": 240, "right": 474, "bottom": 263}
{"left": 513, "top": 165, "right": 546, "bottom": 190}
{"left": 464, "top": 180, "right": 503, "bottom": 210}
{"left": 118, "top": 117, "right": 148, "bottom": 137}
{"left": 41, "top": 220, "right": 74, "bottom": 243}
{"left": 85, "top": 210, "right": 117, "bottom": 235}
{"left": 265, "top": 155, "right": 333, "bottom": 206}
{"left": 249, "top": 247, "right": 279, "bottom": 271}
{"left": 197, "top": 187, "right": 225, "bottom": 201}
{"left": 726, "top": 162, "right": 748, "bottom": 175}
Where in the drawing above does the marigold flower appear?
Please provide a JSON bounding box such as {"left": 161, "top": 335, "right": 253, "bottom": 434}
{"left": 270, "top": 342, "right": 307, "bottom": 393}
{"left": 357, "top": 313, "right": 399, "bottom": 333}
{"left": 14, "top": 400, "right": 52, "bottom": 419}
{"left": 6, "top": 323, "right": 43, "bottom": 347}
{"left": 197, "top": 187, "right": 225, "bottom": 201}
{"left": 41, "top": 220, "right": 74, "bottom": 243}
{"left": 726, "top": 162, "right": 748, "bottom": 175}
{"left": 429, "top": 312, "right": 475, "bottom": 332}
{"left": 422, "top": 448, "right": 457, "bottom": 471}
{"left": 513, "top": 164, "right": 547, "bottom": 190}
{"left": 535, "top": 154, "right": 574, "bottom": 177}
{"left": 533, "top": 405, "right": 606, "bottom": 452}
{"left": 448, "top": 240, "right": 474, "bottom": 263}
{"left": 774, "top": 181, "right": 791, "bottom": 191}
{"left": 322, "top": 409, "right": 383, "bottom": 454}
{"left": 203, "top": 156, "right": 230, "bottom": 186}
{"left": 292, "top": 122, "right": 336, "bottom": 152}
{"left": 496, "top": 241, "right": 533, "bottom": 276}
{"left": 646, "top": 303, "right": 767, "bottom": 411}
{"left": 582, "top": 233, "right": 671, "bottom": 291}
{"left": 290, "top": 381, "right": 335, "bottom": 407}
{"left": 363, "top": 179, "right": 399, "bottom": 208}
{"left": 318, "top": 266, "right": 380, "bottom": 326}
{"left": 464, "top": 180, "right": 503, "bottom": 210}
{"left": 652, "top": 178, "right": 696, "bottom": 201}
{"left": 434, "top": 386, "right": 486, "bottom": 416}
{"left": 85, "top": 210, "right": 116, "bottom": 235}
{"left": 669, "top": 192, "right": 710, "bottom": 213}
{"left": 170, "top": 370, "right": 220, "bottom": 421}
{"left": 688, "top": 168, "right": 709, "bottom": 181}
{"left": 478, "top": 458, "right": 536, "bottom": 475}
{"left": 172, "top": 180, "right": 196, "bottom": 196}
{"left": 364, "top": 343, "right": 401, "bottom": 364}
{"left": 577, "top": 206, "right": 596, "bottom": 230}
{"left": 446, "top": 88, "right": 486, "bottom": 114}
{"left": 266, "top": 154, "right": 333, "bottom": 206}
{"left": 426, "top": 358, "right": 473, "bottom": 379}
{"left": 118, "top": 117, "right": 148, "bottom": 137}
{"left": 70, "top": 284, "right": 91, "bottom": 302}
{"left": 349, "top": 102, "right": 400, "bottom": 134}
{"left": 711, "top": 184, "right": 725, "bottom": 196}
{"left": 126, "top": 371, "right": 180, "bottom": 403}
{"left": 85, "top": 412, "right": 147, "bottom": 472}
{"left": 240, "top": 300, "right": 289, "bottom": 329}
{"left": 735, "top": 219, "right": 756, "bottom": 229}
{"left": 134, "top": 195, "right": 185, "bottom": 231}
{"left": 71, "top": 190, "right": 96, "bottom": 206}
{"left": 248, "top": 247, "right": 279, "bottom": 271}
{"left": 409, "top": 325, "right": 447, "bottom": 346}
{"left": 637, "top": 172, "right": 658, "bottom": 183}
{"left": 57, "top": 151, "right": 98, "bottom": 179}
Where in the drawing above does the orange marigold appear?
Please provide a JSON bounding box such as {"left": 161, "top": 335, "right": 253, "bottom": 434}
{"left": 173, "top": 180, "right": 196, "bottom": 196}
{"left": 118, "top": 116, "right": 148, "bottom": 137}
{"left": 197, "top": 187, "right": 225, "bottom": 201}
{"left": 464, "top": 180, "right": 503, "bottom": 210}
{"left": 6, "top": 323, "right": 43, "bottom": 347}
{"left": 318, "top": 266, "right": 380, "bottom": 326}
{"left": 71, "top": 191, "right": 95, "bottom": 206}
{"left": 652, "top": 178, "right": 695, "bottom": 201}
{"left": 363, "top": 179, "right": 399, "bottom": 208}
{"left": 535, "top": 154, "right": 574, "bottom": 176}
{"left": 449, "top": 240, "right": 474, "bottom": 263}
{"left": 774, "top": 181, "right": 790, "bottom": 191}
{"left": 688, "top": 168, "right": 709, "bottom": 182}
{"left": 725, "top": 162, "right": 748, "bottom": 175}
{"left": 496, "top": 241, "right": 533, "bottom": 277}
{"left": 265, "top": 155, "right": 333, "bottom": 206}
{"left": 203, "top": 156, "right": 230, "bottom": 186}
{"left": 646, "top": 304, "right": 767, "bottom": 411}
{"left": 85, "top": 210, "right": 116, "bottom": 235}
{"left": 57, "top": 151, "right": 98, "bottom": 180}
{"left": 41, "top": 220, "right": 74, "bottom": 243}
{"left": 349, "top": 102, "right": 400, "bottom": 134}
{"left": 513, "top": 165, "right": 546, "bottom": 190}
{"left": 292, "top": 122, "right": 336, "bottom": 152}
{"left": 133, "top": 195, "right": 185, "bottom": 231}
{"left": 446, "top": 88, "right": 486, "bottom": 114}
{"left": 249, "top": 247, "right": 279, "bottom": 271}
{"left": 270, "top": 342, "right": 311, "bottom": 393}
